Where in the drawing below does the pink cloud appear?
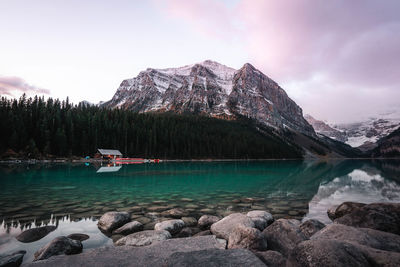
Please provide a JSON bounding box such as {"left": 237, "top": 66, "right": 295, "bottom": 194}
{"left": 159, "top": 0, "right": 400, "bottom": 122}
{"left": 0, "top": 76, "right": 50, "bottom": 97}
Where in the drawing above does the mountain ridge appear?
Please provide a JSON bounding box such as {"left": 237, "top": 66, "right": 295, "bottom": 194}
{"left": 103, "top": 60, "right": 316, "bottom": 137}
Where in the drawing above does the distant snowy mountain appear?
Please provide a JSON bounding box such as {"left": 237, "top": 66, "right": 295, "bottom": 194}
{"left": 306, "top": 112, "right": 400, "bottom": 150}
{"left": 304, "top": 114, "right": 347, "bottom": 142}
{"left": 103, "top": 60, "right": 316, "bottom": 137}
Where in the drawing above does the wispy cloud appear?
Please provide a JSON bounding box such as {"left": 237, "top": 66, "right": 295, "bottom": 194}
{"left": 0, "top": 76, "right": 50, "bottom": 97}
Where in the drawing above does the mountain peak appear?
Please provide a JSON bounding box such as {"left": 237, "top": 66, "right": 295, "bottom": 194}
{"left": 104, "top": 60, "right": 315, "bottom": 137}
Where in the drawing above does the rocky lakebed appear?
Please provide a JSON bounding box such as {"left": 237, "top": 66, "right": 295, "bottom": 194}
{"left": 1, "top": 201, "right": 400, "bottom": 266}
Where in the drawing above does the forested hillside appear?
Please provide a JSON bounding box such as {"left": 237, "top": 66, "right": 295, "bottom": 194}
{"left": 0, "top": 95, "right": 303, "bottom": 159}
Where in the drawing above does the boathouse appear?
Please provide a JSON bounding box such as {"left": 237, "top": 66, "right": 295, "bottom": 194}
{"left": 97, "top": 149, "right": 122, "bottom": 160}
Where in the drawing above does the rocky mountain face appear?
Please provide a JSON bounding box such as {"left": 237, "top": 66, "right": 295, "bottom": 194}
{"left": 304, "top": 115, "right": 347, "bottom": 142}
{"left": 104, "top": 60, "right": 315, "bottom": 137}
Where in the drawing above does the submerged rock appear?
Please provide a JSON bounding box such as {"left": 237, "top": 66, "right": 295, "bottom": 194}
{"left": 97, "top": 212, "right": 130, "bottom": 233}
{"left": 181, "top": 217, "right": 197, "bottom": 227}
{"left": 299, "top": 219, "right": 325, "bottom": 239}
{"left": 210, "top": 213, "right": 254, "bottom": 240}
{"left": 227, "top": 225, "right": 268, "bottom": 251}
{"left": 198, "top": 215, "right": 220, "bottom": 229}
{"left": 34, "top": 236, "right": 82, "bottom": 261}
{"left": 112, "top": 221, "right": 143, "bottom": 235}
{"left": 66, "top": 233, "right": 89, "bottom": 242}
{"left": 262, "top": 219, "right": 306, "bottom": 257}
{"left": 161, "top": 208, "right": 188, "bottom": 218}
{"left": 334, "top": 202, "right": 400, "bottom": 235}
{"left": 154, "top": 219, "right": 185, "bottom": 235}
{"left": 0, "top": 250, "right": 26, "bottom": 267}
{"left": 246, "top": 210, "right": 274, "bottom": 231}
{"left": 115, "top": 230, "right": 171, "bottom": 246}
{"left": 16, "top": 226, "right": 57, "bottom": 243}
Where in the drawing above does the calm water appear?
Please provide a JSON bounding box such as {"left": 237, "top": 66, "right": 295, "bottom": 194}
{"left": 1, "top": 159, "right": 400, "bottom": 263}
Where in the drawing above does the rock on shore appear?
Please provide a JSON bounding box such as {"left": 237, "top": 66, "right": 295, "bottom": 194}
{"left": 97, "top": 212, "right": 130, "bottom": 233}
{"left": 22, "top": 202, "right": 400, "bottom": 266}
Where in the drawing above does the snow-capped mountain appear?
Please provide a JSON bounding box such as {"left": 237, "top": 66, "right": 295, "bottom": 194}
{"left": 306, "top": 112, "right": 400, "bottom": 149}
{"left": 334, "top": 116, "right": 400, "bottom": 149}
{"left": 104, "top": 60, "right": 315, "bottom": 137}
{"left": 304, "top": 114, "right": 347, "bottom": 142}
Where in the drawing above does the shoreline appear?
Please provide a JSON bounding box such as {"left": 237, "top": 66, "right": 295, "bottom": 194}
{"left": 0, "top": 157, "right": 398, "bottom": 164}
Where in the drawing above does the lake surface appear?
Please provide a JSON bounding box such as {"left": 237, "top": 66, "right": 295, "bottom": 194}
{"left": 1, "top": 159, "right": 400, "bottom": 263}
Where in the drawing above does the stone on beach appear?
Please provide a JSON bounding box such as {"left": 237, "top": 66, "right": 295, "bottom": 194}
{"left": 16, "top": 226, "right": 57, "bottom": 243}
{"left": 24, "top": 236, "right": 229, "bottom": 267}
{"left": 246, "top": 210, "right": 274, "bottom": 231}
{"left": 227, "top": 225, "right": 268, "bottom": 251}
{"left": 198, "top": 215, "right": 220, "bottom": 229}
{"left": 154, "top": 219, "right": 185, "bottom": 235}
{"left": 254, "top": 250, "right": 286, "bottom": 267}
{"left": 112, "top": 221, "right": 143, "bottom": 235}
{"left": 299, "top": 219, "right": 325, "bottom": 239}
{"left": 166, "top": 248, "right": 266, "bottom": 267}
{"left": 0, "top": 250, "right": 26, "bottom": 267}
{"left": 115, "top": 230, "right": 171, "bottom": 246}
{"left": 262, "top": 219, "right": 307, "bottom": 257}
{"left": 34, "top": 236, "right": 82, "bottom": 261}
{"left": 97, "top": 212, "right": 130, "bottom": 233}
{"left": 334, "top": 202, "right": 400, "bottom": 235}
{"left": 328, "top": 202, "right": 366, "bottom": 220}
{"left": 210, "top": 213, "right": 255, "bottom": 240}
{"left": 311, "top": 223, "right": 400, "bottom": 252}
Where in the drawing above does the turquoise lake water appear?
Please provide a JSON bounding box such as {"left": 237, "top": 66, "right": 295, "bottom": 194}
{"left": 1, "top": 159, "right": 400, "bottom": 262}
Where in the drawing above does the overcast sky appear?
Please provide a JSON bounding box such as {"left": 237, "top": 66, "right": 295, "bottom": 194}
{"left": 0, "top": 0, "right": 399, "bottom": 123}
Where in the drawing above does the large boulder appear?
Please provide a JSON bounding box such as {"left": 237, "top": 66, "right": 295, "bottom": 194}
{"left": 33, "top": 236, "right": 82, "bottom": 261}
{"left": 112, "top": 221, "right": 143, "bottom": 235}
{"left": 166, "top": 248, "right": 266, "bottom": 267}
{"left": 210, "top": 213, "right": 255, "bottom": 240}
{"left": 198, "top": 215, "right": 220, "bottom": 229}
{"left": 97, "top": 212, "right": 130, "bottom": 233}
{"left": 24, "top": 236, "right": 227, "bottom": 266}
{"left": 299, "top": 219, "right": 325, "bottom": 239}
{"left": 246, "top": 210, "right": 274, "bottom": 231}
{"left": 254, "top": 250, "right": 286, "bottom": 267}
{"left": 115, "top": 230, "right": 171, "bottom": 246}
{"left": 289, "top": 239, "right": 400, "bottom": 267}
{"left": 227, "top": 225, "right": 268, "bottom": 251}
{"left": 262, "top": 219, "right": 306, "bottom": 257}
{"left": 329, "top": 202, "right": 366, "bottom": 220}
{"left": 334, "top": 202, "right": 400, "bottom": 235}
{"left": 16, "top": 226, "right": 57, "bottom": 243}
{"left": 311, "top": 223, "right": 400, "bottom": 252}
{"left": 154, "top": 219, "right": 185, "bottom": 235}
{"left": 0, "top": 250, "right": 26, "bottom": 267}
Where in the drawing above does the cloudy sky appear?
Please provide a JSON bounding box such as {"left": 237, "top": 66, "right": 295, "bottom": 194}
{"left": 0, "top": 0, "right": 399, "bottom": 123}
